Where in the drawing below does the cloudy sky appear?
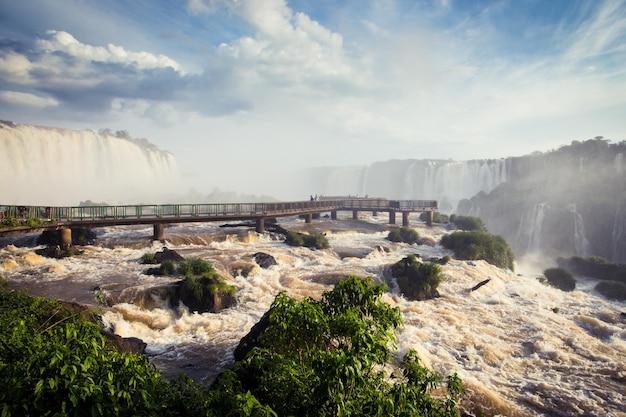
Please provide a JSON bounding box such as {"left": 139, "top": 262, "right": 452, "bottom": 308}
{"left": 1, "top": 0, "right": 625, "bottom": 196}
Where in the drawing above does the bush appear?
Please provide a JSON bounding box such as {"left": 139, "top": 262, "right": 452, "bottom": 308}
{"left": 543, "top": 268, "right": 576, "bottom": 291}
{"left": 387, "top": 227, "right": 420, "bottom": 244}
{"left": 285, "top": 231, "right": 329, "bottom": 249}
{"left": 420, "top": 212, "right": 450, "bottom": 223}
{"left": 391, "top": 255, "right": 443, "bottom": 300}
{"left": 211, "top": 276, "right": 463, "bottom": 416}
{"left": 440, "top": 231, "right": 515, "bottom": 270}
{"left": 141, "top": 252, "right": 158, "bottom": 264}
{"left": 449, "top": 215, "right": 487, "bottom": 232}
{"left": 557, "top": 256, "right": 626, "bottom": 284}
{"left": 177, "top": 257, "right": 215, "bottom": 277}
{"left": 0, "top": 283, "right": 210, "bottom": 416}
{"left": 595, "top": 281, "right": 626, "bottom": 301}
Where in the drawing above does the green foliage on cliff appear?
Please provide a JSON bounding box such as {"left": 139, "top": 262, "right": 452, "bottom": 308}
{"left": 212, "top": 276, "right": 463, "bottom": 416}
{"left": 441, "top": 231, "right": 515, "bottom": 270}
{"left": 391, "top": 255, "right": 444, "bottom": 300}
{"left": 285, "top": 231, "right": 330, "bottom": 249}
{"left": 543, "top": 268, "right": 576, "bottom": 291}
{"left": 387, "top": 226, "right": 420, "bottom": 244}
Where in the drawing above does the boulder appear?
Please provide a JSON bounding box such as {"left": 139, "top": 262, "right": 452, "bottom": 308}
{"left": 252, "top": 252, "right": 277, "bottom": 269}
{"left": 155, "top": 247, "right": 185, "bottom": 263}
{"left": 233, "top": 309, "right": 272, "bottom": 361}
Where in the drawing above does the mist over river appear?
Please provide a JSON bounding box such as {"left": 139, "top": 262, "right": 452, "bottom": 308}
{"left": 1, "top": 213, "right": 625, "bottom": 416}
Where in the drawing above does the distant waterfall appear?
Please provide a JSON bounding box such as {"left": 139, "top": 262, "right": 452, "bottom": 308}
{"left": 517, "top": 202, "right": 548, "bottom": 253}
{"left": 0, "top": 122, "right": 181, "bottom": 205}
{"left": 322, "top": 159, "right": 509, "bottom": 211}
{"left": 612, "top": 201, "right": 626, "bottom": 263}
{"left": 567, "top": 204, "right": 590, "bottom": 257}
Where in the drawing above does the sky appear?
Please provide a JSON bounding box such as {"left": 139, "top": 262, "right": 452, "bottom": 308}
{"left": 1, "top": 0, "right": 625, "bottom": 197}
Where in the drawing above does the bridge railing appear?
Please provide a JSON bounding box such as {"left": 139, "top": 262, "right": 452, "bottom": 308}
{"left": 1, "top": 199, "right": 437, "bottom": 225}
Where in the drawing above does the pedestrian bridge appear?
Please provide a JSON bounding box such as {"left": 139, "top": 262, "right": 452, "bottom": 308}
{"left": 0, "top": 198, "right": 437, "bottom": 244}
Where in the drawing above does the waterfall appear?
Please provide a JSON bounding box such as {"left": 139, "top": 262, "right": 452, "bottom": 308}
{"left": 321, "top": 158, "right": 510, "bottom": 211}
{"left": 567, "top": 204, "right": 591, "bottom": 257}
{"left": 0, "top": 122, "right": 181, "bottom": 206}
{"left": 615, "top": 153, "right": 624, "bottom": 174}
{"left": 517, "top": 202, "right": 548, "bottom": 253}
{"left": 612, "top": 201, "right": 626, "bottom": 263}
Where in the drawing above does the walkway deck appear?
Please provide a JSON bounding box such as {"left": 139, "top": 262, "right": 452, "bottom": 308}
{"left": 0, "top": 198, "right": 437, "bottom": 240}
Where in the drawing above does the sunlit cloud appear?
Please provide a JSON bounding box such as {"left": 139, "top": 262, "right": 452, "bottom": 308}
{"left": 0, "top": 90, "right": 58, "bottom": 107}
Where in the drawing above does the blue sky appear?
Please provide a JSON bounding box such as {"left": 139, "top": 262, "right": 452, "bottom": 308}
{"left": 1, "top": 0, "right": 625, "bottom": 196}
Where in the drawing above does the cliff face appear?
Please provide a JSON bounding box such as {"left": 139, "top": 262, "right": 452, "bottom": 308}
{"left": 0, "top": 121, "right": 181, "bottom": 206}
{"left": 456, "top": 139, "right": 626, "bottom": 263}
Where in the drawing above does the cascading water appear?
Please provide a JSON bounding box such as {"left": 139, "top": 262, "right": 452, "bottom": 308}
{"left": 322, "top": 158, "right": 510, "bottom": 212}
{"left": 517, "top": 202, "right": 548, "bottom": 253}
{"left": 0, "top": 121, "right": 181, "bottom": 206}
{"left": 567, "top": 204, "right": 590, "bottom": 257}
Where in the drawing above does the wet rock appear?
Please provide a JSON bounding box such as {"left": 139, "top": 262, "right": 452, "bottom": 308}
{"left": 234, "top": 309, "right": 272, "bottom": 361}
{"left": 252, "top": 252, "right": 277, "bottom": 268}
{"left": 155, "top": 247, "right": 184, "bottom": 262}
{"left": 103, "top": 332, "right": 147, "bottom": 354}
{"left": 469, "top": 279, "right": 491, "bottom": 292}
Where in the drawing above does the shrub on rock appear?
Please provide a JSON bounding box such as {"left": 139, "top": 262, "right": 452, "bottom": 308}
{"left": 543, "top": 268, "right": 576, "bottom": 291}
{"left": 387, "top": 227, "right": 420, "bottom": 244}
{"left": 391, "top": 255, "right": 443, "bottom": 300}
{"left": 440, "top": 231, "right": 515, "bottom": 270}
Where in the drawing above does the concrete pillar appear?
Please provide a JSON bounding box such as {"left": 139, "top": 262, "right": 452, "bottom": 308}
{"left": 331, "top": 211, "right": 337, "bottom": 220}
{"left": 372, "top": 211, "right": 378, "bottom": 217}
{"left": 389, "top": 211, "right": 396, "bottom": 224}
{"left": 153, "top": 223, "right": 164, "bottom": 241}
{"left": 59, "top": 227, "right": 72, "bottom": 249}
{"left": 305, "top": 214, "right": 313, "bottom": 223}
{"left": 426, "top": 211, "right": 434, "bottom": 227}
{"left": 402, "top": 212, "right": 410, "bottom": 227}
{"left": 256, "top": 218, "right": 265, "bottom": 233}
{"left": 352, "top": 210, "right": 359, "bottom": 220}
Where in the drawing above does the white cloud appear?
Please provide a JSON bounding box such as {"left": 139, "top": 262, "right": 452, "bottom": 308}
{"left": 0, "top": 90, "right": 59, "bottom": 107}
{"left": 37, "top": 30, "right": 185, "bottom": 74}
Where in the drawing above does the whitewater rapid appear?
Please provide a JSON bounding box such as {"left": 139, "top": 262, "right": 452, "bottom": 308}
{"left": 1, "top": 213, "right": 625, "bottom": 416}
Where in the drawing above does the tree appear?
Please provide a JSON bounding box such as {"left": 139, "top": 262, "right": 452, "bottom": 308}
{"left": 211, "top": 276, "right": 464, "bottom": 416}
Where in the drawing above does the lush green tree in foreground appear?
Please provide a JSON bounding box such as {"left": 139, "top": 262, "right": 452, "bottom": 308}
{"left": 1, "top": 277, "right": 463, "bottom": 416}
{"left": 212, "top": 276, "right": 463, "bottom": 417}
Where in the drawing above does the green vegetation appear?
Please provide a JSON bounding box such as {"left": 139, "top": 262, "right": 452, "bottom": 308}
{"left": 214, "top": 276, "right": 463, "bottom": 416}
{"left": 449, "top": 215, "right": 487, "bottom": 232}
{"left": 0, "top": 217, "right": 43, "bottom": 228}
{"left": 391, "top": 255, "right": 444, "bottom": 300}
{"left": 285, "top": 231, "right": 330, "bottom": 249}
{"left": 0, "top": 279, "right": 208, "bottom": 417}
{"left": 440, "top": 231, "right": 515, "bottom": 270}
{"left": 542, "top": 268, "right": 576, "bottom": 292}
{"left": 420, "top": 212, "right": 450, "bottom": 224}
{"left": 387, "top": 227, "right": 420, "bottom": 244}
{"left": 595, "top": 281, "right": 626, "bottom": 301}
{"left": 557, "top": 256, "right": 626, "bottom": 284}
{"left": 141, "top": 252, "right": 158, "bottom": 264}
{"left": 1, "top": 277, "right": 464, "bottom": 416}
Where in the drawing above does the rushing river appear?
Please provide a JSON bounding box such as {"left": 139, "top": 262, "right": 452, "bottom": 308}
{"left": 1, "top": 213, "right": 625, "bottom": 417}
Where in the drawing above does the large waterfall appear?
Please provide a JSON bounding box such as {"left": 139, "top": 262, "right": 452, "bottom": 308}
{"left": 320, "top": 159, "right": 510, "bottom": 212}
{"left": 0, "top": 121, "right": 181, "bottom": 206}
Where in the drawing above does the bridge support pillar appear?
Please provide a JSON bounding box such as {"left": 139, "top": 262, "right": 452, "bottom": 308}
{"left": 153, "top": 223, "right": 164, "bottom": 241}
{"left": 372, "top": 211, "right": 378, "bottom": 217}
{"left": 331, "top": 211, "right": 337, "bottom": 220}
{"left": 305, "top": 214, "right": 312, "bottom": 224}
{"left": 402, "top": 212, "right": 410, "bottom": 227}
{"left": 426, "top": 211, "right": 434, "bottom": 227}
{"left": 352, "top": 210, "right": 359, "bottom": 220}
{"left": 256, "top": 218, "right": 265, "bottom": 233}
{"left": 59, "top": 227, "right": 72, "bottom": 249}
{"left": 389, "top": 211, "right": 396, "bottom": 224}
